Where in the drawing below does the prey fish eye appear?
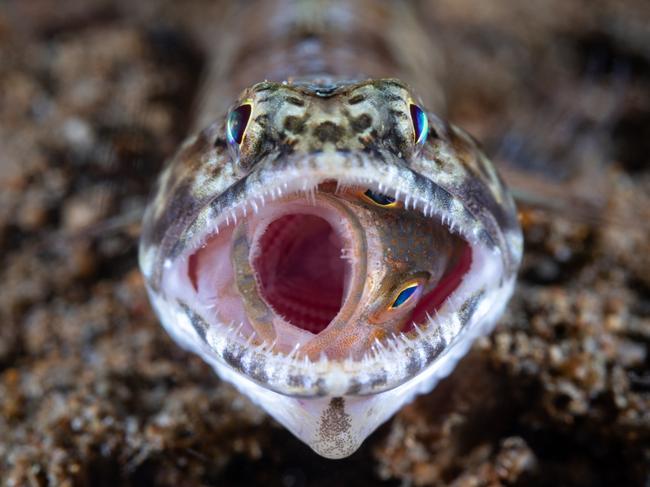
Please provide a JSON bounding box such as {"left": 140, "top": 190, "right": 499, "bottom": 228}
{"left": 391, "top": 282, "right": 421, "bottom": 309}
{"left": 362, "top": 189, "right": 397, "bottom": 206}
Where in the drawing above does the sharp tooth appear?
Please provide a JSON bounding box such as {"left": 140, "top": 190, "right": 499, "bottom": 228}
{"left": 386, "top": 336, "right": 399, "bottom": 353}
{"left": 361, "top": 352, "right": 370, "bottom": 366}
{"left": 287, "top": 344, "right": 301, "bottom": 359}
{"left": 434, "top": 309, "right": 444, "bottom": 327}
{"left": 426, "top": 312, "right": 436, "bottom": 328}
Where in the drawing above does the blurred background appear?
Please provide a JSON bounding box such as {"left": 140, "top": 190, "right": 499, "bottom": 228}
{"left": 0, "top": 1, "right": 648, "bottom": 485}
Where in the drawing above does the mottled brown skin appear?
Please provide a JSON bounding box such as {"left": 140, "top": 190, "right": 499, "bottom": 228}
{"left": 233, "top": 79, "right": 424, "bottom": 170}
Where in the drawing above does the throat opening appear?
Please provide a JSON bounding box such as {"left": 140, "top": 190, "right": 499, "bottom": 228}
{"left": 253, "top": 214, "right": 348, "bottom": 334}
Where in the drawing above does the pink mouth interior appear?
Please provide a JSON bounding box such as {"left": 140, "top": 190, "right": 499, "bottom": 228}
{"left": 253, "top": 214, "right": 347, "bottom": 334}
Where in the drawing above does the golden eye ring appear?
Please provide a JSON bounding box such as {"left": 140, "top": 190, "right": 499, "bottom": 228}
{"left": 390, "top": 281, "right": 422, "bottom": 309}
{"left": 361, "top": 189, "right": 399, "bottom": 208}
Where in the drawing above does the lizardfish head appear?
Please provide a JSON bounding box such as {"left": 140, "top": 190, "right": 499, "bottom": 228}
{"left": 139, "top": 78, "right": 523, "bottom": 458}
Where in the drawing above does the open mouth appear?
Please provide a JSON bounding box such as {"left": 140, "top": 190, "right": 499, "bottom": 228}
{"left": 180, "top": 178, "right": 473, "bottom": 361}
{"left": 153, "top": 160, "right": 510, "bottom": 397}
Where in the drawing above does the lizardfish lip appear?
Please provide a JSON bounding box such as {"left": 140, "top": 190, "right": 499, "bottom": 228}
{"left": 146, "top": 150, "right": 511, "bottom": 398}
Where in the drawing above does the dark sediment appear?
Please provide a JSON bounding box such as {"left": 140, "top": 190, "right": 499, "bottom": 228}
{"left": 0, "top": 1, "right": 648, "bottom": 485}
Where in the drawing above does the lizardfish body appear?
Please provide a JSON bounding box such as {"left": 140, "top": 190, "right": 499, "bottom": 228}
{"left": 139, "top": 0, "right": 522, "bottom": 458}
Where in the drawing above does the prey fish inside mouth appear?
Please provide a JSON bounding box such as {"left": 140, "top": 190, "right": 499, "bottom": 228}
{"left": 184, "top": 181, "right": 470, "bottom": 361}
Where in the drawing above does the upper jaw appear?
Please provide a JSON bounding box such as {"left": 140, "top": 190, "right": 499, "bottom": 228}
{"left": 172, "top": 148, "right": 500, "bottom": 265}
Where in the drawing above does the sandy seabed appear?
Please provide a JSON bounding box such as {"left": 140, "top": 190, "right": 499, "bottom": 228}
{"left": 0, "top": 1, "right": 648, "bottom": 485}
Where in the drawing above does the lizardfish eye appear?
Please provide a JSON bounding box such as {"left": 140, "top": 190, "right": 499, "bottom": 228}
{"left": 226, "top": 103, "right": 253, "bottom": 145}
{"left": 409, "top": 103, "right": 429, "bottom": 145}
{"left": 391, "top": 282, "right": 421, "bottom": 309}
{"left": 362, "top": 189, "right": 396, "bottom": 207}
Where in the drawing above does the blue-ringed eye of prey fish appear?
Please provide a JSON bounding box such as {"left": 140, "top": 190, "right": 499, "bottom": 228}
{"left": 362, "top": 189, "right": 397, "bottom": 207}
{"left": 226, "top": 102, "right": 253, "bottom": 145}
{"left": 391, "top": 282, "right": 421, "bottom": 309}
{"left": 139, "top": 77, "right": 522, "bottom": 459}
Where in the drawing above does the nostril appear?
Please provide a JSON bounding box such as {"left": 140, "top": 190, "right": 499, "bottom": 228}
{"left": 253, "top": 214, "right": 347, "bottom": 334}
